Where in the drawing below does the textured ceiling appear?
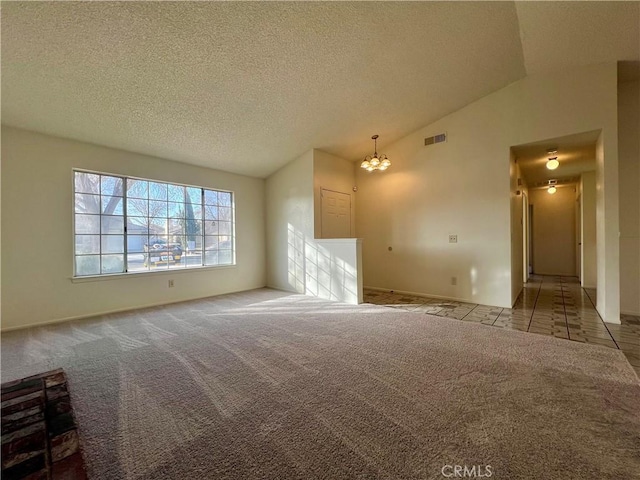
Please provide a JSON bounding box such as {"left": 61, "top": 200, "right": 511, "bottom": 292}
{"left": 512, "top": 130, "right": 599, "bottom": 188}
{"left": 515, "top": 1, "right": 639, "bottom": 75}
{"left": 1, "top": 2, "right": 638, "bottom": 178}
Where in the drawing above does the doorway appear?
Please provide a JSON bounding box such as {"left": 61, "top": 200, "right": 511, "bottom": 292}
{"left": 529, "top": 185, "right": 577, "bottom": 276}
{"left": 510, "top": 131, "right": 598, "bottom": 307}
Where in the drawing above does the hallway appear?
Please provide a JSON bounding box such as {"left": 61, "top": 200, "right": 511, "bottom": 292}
{"left": 364, "top": 275, "right": 640, "bottom": 376}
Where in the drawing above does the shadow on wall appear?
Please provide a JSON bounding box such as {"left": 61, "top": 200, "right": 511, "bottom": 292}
{"left": 287, "top": 224, "right": 358, "bottom": 303}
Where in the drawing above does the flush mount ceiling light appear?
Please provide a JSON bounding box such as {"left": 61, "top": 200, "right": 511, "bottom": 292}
{"left": 361, "top": 135, "right": 391, "bottom": 172}
{"left": 547, "top": 186, "right": 557, "bottom": 194}
{"left": 546, "top": 148, "right": 559, "bottom": 170}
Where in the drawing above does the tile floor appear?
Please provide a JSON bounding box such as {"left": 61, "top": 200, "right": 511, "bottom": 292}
{"left": 363, "top": 275, "right": 640, "bottom": 377}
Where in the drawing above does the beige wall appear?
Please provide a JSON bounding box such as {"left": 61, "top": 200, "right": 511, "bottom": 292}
{"left": 530, "top": 186, "right": 576, "bottom": 276}
{"left": 618, "top": 79, "right": 640, "bottom": 315}
{"left": 356, "top": 63, "right": 619, "bottom": 314}
{"left": 2, "top": 67, "right": 629, "bottom": 325}
{"left": 1, "top": 127, "right": 266, "bottom": 330}
{"left": 581, "top": 171, "right": 597, "bottom": 288}
{"left": 265, "top": 149, "right": 362, "bottom": 303}
{"left": 265, "top": 150, "right": 314, "bottom": 292}
{"left": 595, "top": 127, "right": 621, "bottom": 323}
{"left": 313, "top": 149, "right": 356, "bottom": 239}
{"left": 0, "top": 131, "right": 2, "bottom": 327}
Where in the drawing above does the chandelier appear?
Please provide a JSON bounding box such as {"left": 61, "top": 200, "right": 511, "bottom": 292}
{"left": 361, "top": 134, "right": 391, "bottom": 172}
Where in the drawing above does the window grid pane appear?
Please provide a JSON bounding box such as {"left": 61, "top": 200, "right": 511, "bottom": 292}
{"left": 75, "top": 194, "right": 100, "bottom": 214}
{"left": 75, "top": 255, "right": 100, "bottom": 276}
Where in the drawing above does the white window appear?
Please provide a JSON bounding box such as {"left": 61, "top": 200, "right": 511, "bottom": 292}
{"left": 73, "top": 171, "right": 235, "bottom": 276}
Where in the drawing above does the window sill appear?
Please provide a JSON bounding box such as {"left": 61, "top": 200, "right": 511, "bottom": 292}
{"left": 70, "top": 264, "right": 237, "bottom": 283}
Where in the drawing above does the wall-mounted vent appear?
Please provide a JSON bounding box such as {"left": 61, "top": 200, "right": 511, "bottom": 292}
{"left": 425, "top": 133, "right": 447, "bottom": 146}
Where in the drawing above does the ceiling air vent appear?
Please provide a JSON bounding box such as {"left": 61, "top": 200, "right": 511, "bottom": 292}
{"left": 425, "top": 133, "right": 447, "bottom": 146}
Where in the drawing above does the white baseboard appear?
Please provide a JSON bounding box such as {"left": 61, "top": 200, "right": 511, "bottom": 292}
{"left": 363, "top": 286, "right": 501, "bottom": 307}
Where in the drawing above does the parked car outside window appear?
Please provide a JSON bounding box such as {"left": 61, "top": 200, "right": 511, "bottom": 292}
{"left": 143, "top": 239, "right": 183, "bottom": 266}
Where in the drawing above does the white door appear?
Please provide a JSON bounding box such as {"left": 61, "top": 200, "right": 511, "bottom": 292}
{"left": 321, "top": 189, "right": 351, "bottom": 238}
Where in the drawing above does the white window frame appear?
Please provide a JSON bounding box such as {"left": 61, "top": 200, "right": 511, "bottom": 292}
{"left": 72, "top": 169, "right": 236, "bottom": 278}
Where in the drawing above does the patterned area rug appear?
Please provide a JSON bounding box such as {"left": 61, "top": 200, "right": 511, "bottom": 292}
{"left": 1, "top": 368, "right": 87, "bottom": 479}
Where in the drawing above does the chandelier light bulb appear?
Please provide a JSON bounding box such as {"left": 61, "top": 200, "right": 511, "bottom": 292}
{"left": 361, "top": 160, "right": 370, "bottom": 169}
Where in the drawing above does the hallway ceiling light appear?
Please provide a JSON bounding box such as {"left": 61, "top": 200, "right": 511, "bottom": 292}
{"left": 361, "top": 135, "right": 391, "bottom": 172}
{"left": 546, "top": 148, "right": 559, "bottom": 170}
{"left": 547, "top": 186, "right": 557, "bottom": 194}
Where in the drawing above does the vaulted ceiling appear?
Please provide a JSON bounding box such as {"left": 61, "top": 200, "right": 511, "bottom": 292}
{"left": 2, "top": 1, "right": 638, "bottom": 178}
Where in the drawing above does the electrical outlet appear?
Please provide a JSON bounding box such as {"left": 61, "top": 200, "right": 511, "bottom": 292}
{"left": 451, "top": 276, "right": 457, "bottom": 286}
{"left": 168, "top": 279, "right": 174, "bottom": 288}
{"left": 449, "top": 234, "right": 458, "bottom": 243}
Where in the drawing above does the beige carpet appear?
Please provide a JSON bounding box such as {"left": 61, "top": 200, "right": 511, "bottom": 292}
{"left": 2, "top": 288, "right": 639, "bottom": 480}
